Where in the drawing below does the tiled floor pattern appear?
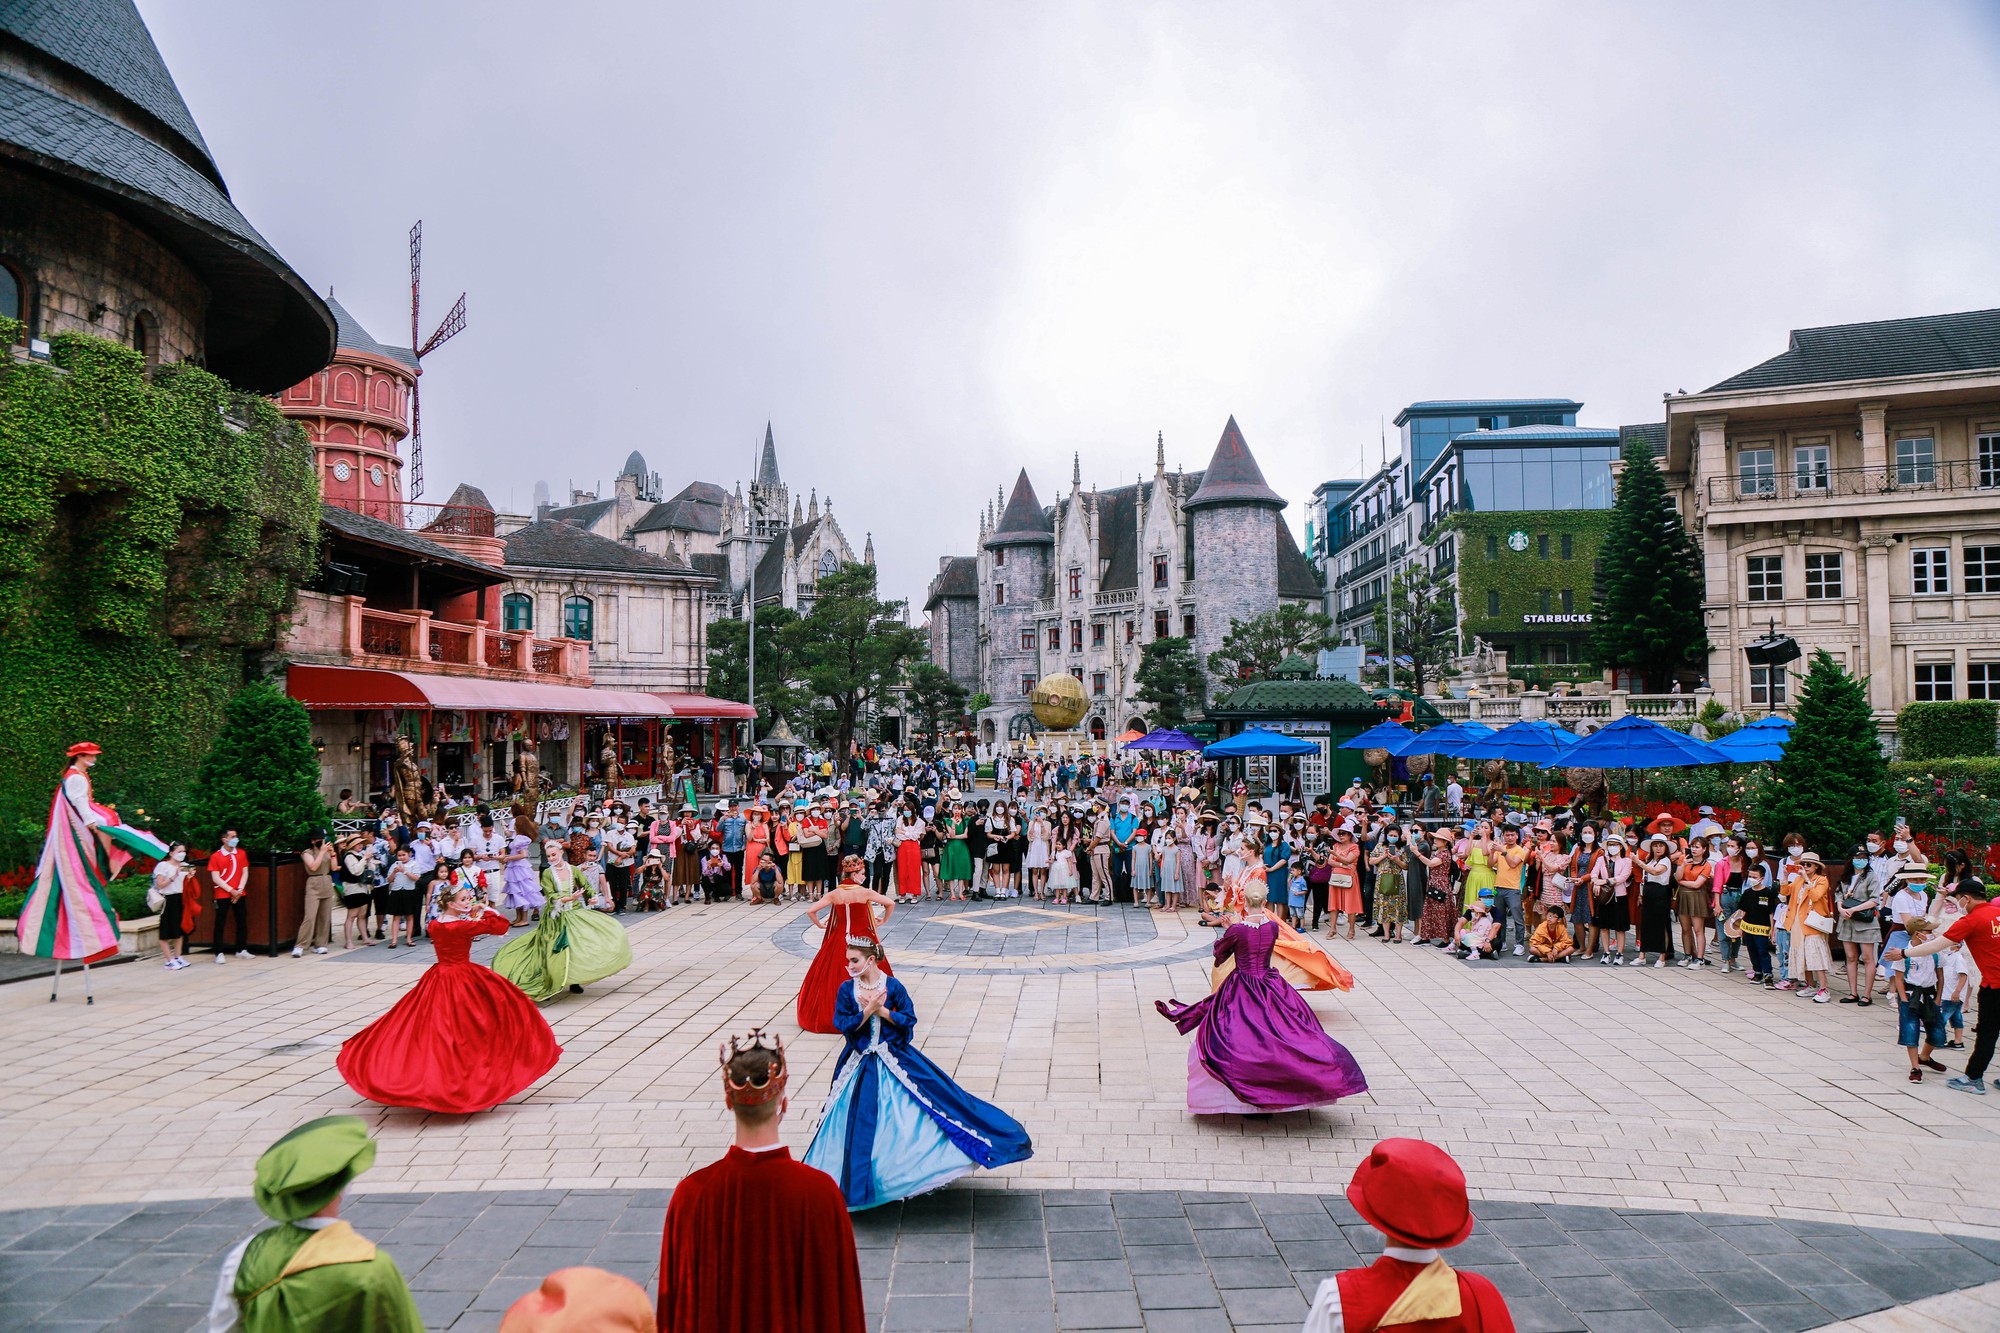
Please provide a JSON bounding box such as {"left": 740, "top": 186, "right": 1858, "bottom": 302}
{"left": 4, "top": 1188, "right": 1996, "bottom": 1332}
{"left": 771, "top": 898, "right": 1219, "bottom": 972}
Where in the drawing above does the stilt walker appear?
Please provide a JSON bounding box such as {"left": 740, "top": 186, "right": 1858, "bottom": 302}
{"left": 18, "top": 743, "right": 166, "bottom": 1003}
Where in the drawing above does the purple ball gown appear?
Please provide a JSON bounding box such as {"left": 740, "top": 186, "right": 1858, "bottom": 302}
{"left": 1156, "top": 917, "right": 1368, "bottom": 1113}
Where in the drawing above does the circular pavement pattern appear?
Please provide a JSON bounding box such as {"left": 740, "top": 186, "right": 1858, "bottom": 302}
{"left": 772, "top": 899, "right": 1219, "bottom": 974}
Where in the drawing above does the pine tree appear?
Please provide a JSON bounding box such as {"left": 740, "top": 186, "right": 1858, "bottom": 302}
{"left": 1134, "top": 637, "right": 1206, "bottom": 727}
{"left": 1590, "top": 436, "right": 1709, "bottom": 688}
{"left": 184, "top": 680, "right": 328, "bottom": 853}
{"left": 1753, "top": 650, "right": 1893, "bottom": 856}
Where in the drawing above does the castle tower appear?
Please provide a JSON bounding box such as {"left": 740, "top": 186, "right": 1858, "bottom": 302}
{"left": 982, "top": 468, "right": 1055, "bottom": 720}
{"left": 280, "top": 296, "right": 416, "bottom": 524}
{"left": 1183, "top": 416, "right": 1286, "bottom": 680}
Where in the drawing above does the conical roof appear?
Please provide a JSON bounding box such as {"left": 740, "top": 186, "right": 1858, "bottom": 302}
{"left": 327, "top": 296, "right": 417, "bottom": 372}
{"left": 622, "top": 450, "right": 648, "bottom": 478}
{"left": 0, "top": 0, "right": 334, "bottom": 391}
{"left": 985, "top": 469, "right": 1055, "bottom": 548}
{"left": 757, "top": 424, "right": 781, "bottom": 487}
{"left": 1184, "top": 416, "right": 1285, "bottom": 511}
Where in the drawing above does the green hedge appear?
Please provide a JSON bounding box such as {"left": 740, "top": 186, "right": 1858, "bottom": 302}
{"left": 1889, "top": 757, "right": 2000, "bottom": 796}
{"left": 0, "top": 875, "right": 152, "bottom": 922}
{"left": 1898, "top": 701, "right": 1999, "bottom": 760}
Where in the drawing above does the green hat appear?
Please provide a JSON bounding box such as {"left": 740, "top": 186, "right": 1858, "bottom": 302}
{"left": 253, "top": 1116, "right": 378, "bottom": 1222}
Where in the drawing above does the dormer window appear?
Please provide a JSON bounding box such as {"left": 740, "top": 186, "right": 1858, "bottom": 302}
{"left": 1068, "top": 567, "right": 1082, "bottom": 598}
{"left": 1153, "top": 556, "right": 1169, "bottom": 588}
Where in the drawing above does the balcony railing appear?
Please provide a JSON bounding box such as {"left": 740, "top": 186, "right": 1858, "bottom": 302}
{"left": 360, "top": 611, "right": 412, "bottom": 657}
{"left": 1092, "top": 589, "right": 1137, "bottom": 609}
{"left": 1706, "top": 460, "right": 1997, "bottom": 506}
{"left": 428, "top": 622, "right": 473, "bottom": 665}
{"left": 337, "top": 601, "right": 587, "bottom": 683}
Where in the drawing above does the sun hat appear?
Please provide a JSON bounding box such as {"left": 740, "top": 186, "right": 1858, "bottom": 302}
{"left": 1346, "top": 1139, "right": 1475, "bottom": 1250}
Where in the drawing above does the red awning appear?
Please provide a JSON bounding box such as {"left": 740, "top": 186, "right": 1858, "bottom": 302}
{"left": 652, "top": 692, "right": 757, "bottom": 720}
{"left": 287, "top": 664, "right": 677, "bottom": 716}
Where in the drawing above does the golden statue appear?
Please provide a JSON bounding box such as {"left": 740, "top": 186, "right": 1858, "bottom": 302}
{"left": 391, "top": 734, "right": 436, "bottom": 827}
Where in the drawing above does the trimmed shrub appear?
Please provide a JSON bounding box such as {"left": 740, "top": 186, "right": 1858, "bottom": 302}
{"left": 1898, "top": 700, "right": 1999, "bottom": 760}
{"left": 1753, "top": 650, "right": 1894, "bottom": 852}
{"left": 184, "top": 681, "right": 326, "bottom": 853}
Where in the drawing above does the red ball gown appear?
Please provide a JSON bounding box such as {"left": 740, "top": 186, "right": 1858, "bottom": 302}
{"left": 338, "top": 908, "right": 561, "bottom": 1114}
{"left": 796, "top": 898, "right": 892, "bottom": 1034}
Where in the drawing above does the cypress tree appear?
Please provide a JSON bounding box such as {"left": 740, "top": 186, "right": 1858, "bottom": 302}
{"left": 1753, "top": 650, "right": 1894, "bottom": 856}
{"left": 184, "top": 680, "right": 328, "bottom": 853}
{"left": 1590, "top": 436, "right": 1710, "bottom": 689}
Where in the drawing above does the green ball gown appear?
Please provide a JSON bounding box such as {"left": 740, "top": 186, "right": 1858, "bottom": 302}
{"left": 492, "top": 864, "right": 632, "bottom": 1001}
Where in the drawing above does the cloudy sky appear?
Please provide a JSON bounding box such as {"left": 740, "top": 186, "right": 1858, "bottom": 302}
{"left": 146, "top": 1, "right": 2000, "bottom": 607}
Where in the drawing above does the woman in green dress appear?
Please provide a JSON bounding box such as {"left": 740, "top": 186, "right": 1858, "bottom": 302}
{"left": 493, "top": 840, "right": 633, "bottom": 1001}
{"left": 940, "top": 801, "right": 974, "bottom": 901}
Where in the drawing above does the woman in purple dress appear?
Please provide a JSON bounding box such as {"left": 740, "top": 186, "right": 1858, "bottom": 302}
{"left": 1156, "top": 881, "right": 1368, "bottom": 1114}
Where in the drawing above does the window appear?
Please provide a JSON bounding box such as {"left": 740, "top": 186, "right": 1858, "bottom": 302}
{"left": 1749, "top": 665, "right": 1787, "bottom": 707}
{"left": 1537, "top": 589, "right": 1551, "bottom": 615}
{"left": 1738, "top": 448, "right": 1776, "bottom": 497}
{"left": 1970, "top": 664, "right": 1999, "bottom": 700}
{"left": 131, "top": 310, "right": 158, "bottom": 367}
{"left": 1914, "top": 663, "right": 1955, "bottom": 702}
{"left": 1124, "top": 619, "right": 1134, "bottom": 644}
{"left": 1154, "top": 609, "right": 1170, "bottom": 639}
{"left": 1485, "top": 534, "right": 1498, "bottom": 559}
{"left": 993, "top": 547, "right": 1006, "bottom": 567}
{"left": 1067, "top": 567, "right": 1082, "bottom": 599}
{"left": 1537, "top": 534, "right": 1550, "bottom": 559}
{"left": 1153, "top": 556, "right": 1169, "bottom": 588}
{"left": 1560, "top": 588, "right": 1573, "bottom": 614}
{"left": 0, "top": 259, "right": 26, "bottom": 341}
{"left": 1047, "top": 625, "right": 1061, "bottom": 651}
{"left": 1912, "top": 548, "right": 1950, "bottom": 595}
{"left": 1019, "top": 674, "right": 1034, "bottom": 697}
{"left": 1560, "top": 533, "right": 1573, "bottom": 560}
{"left": 502, "top": 593, "right": 533, "bottom": 632}
{"left": 994, "top": 583, "right": 1006, "bottom": 605}
{"left": 1794, "top": 444, "right": 1830, "bottom": 492}
{"left": 1979, "top": 434, "right": 2000, "bottom": 490}
{"left": 1804, "top": 553, "right": 1843, "bottom": 600}
{"left": 561, "top": 595, "right": 594, "bottom": 641}
{"left": 1182, "top": 612, "right": 1195, "bottom": 638}
{"left": 1069, "top": 620, "right": 1082, "bottom": 652}
{"left": 1019, "top": 628, "right": 1035, "bottom": 651}
{"left": 1544, "top": 641, "right": 1570, "bottom": 665}
{"left": 1091, "top": 672, "right": 1107, "bottom": 696}
{"left": 1091, "top": 623, "right": 1106, "bottom": 648}
{"left": 1070, "top": 667, "right": 1083, "bottom": 683}
{"left": 1487, "top": 590, "right": 1500, "bottom": 616}
{"left": 1895, "top": 436, "right": 1936, "bottom": 487}
{"left": 1968, "top": 546, "right": 2000, "bottom": 594}
{"left": 1745, "top": 555, "right": 1783, "bottom": 603}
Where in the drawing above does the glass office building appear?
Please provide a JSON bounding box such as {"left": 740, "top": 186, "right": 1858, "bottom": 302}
{"left": 1427, "top": 433, "right": 1623, "bottom": 517}
{"left": 1395, "top": 399, "right": 1581, "bottom": 480}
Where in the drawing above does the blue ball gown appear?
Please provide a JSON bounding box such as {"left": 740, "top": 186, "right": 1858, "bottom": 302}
{"left": 804, "top": 976, "right": 1033, "bottom": 1211}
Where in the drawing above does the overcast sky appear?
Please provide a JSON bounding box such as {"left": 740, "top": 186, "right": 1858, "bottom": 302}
{"left": 145, "top": 1, "right": 2000, "bottom": 608}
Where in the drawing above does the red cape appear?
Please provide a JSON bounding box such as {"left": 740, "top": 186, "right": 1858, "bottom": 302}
{"left": 1338, "top": 1255, "right": 1515, "bottom": 1332}
{"left": 657, "top": 1145, "right": 865, "bottom": 1333}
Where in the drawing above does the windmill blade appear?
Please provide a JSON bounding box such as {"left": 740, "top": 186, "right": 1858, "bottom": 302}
{"left": 409, "top": 220, "right": 423, "bottom": 351}
{"left": 418, "top": 293, "right": 466, "bottom": 358}
{"left": 408, "top": 378, "right": 424, "bottom": 502}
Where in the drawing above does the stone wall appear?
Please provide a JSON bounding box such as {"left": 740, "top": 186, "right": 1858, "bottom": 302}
{"left": 930, "top": 596, "right": 979, "bottom": 691}
{"left": 979, "top": 540, "right": 1048, "bottom": 710}
{"left": 1191, "top": 505, "right": 1278, "bottom": 668}
{"left": 0, "top": 164, "right": 205, "bottom": 365}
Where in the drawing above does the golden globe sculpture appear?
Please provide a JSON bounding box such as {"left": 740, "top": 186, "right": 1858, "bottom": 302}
{"left": 1028, "top": 671, "right": 1089, "bottom": 731}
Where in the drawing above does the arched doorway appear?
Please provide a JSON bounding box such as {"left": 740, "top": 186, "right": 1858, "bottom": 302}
{"left": 1125, "top": 717, "right": 1147, "bottom": 735}
{"left": 980, "top": 719, "right": 995, "bottom": 745}
{"left": 1088, "top": 716, "right": 1106, "bottom": 741}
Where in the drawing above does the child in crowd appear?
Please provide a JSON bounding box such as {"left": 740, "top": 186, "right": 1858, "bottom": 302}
{"left": 755, "top": 851, "right": 781, "bottom": 905}
{"left": 634, "top": 850, "right": 669, "bottom": 912}
{"left": 1156, "top": 828, "right": 1183, "bottom": 913}
{"left": 1889, "top": 917, "right": 1950, "bottom": 1083}
{"left": 1453, "top": 902, "right": 1498, "bottom": 960}
{"left": 384, "top": 846, "right": 422, "bottom": 948}
{"left": 1529, "top": 906, "right": 1575, "bottom": 963}
{"left": 1942, "top": 932, "right": 1971, "bottom": 1050}
{"left": 1286, "top": 852, "right": 1310, "bottom": 925}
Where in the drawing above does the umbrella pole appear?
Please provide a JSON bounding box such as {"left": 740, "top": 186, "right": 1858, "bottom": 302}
{"left": 49, "top": 956, "right": 60, "bottom": 1003}
{"left": 83, "top": 960, "right": 93, "bottom": 1005}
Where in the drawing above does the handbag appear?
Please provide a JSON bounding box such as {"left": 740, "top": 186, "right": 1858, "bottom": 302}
{"left": 1804, "top": 910, "right": 1836, "bottom": 934}
{"left": 1328, "top": 872, "right": 1355, "bottom": 889}
{"left": 146, "top": 876, "right": 166, "bottom": 914}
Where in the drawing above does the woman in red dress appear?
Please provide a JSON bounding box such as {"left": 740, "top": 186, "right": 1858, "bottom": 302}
{"left": 797, "top": 855, "right": 897, "bottom": 1033}
{"left": 337, "top": 884, "right": 562, "bottom": 1114}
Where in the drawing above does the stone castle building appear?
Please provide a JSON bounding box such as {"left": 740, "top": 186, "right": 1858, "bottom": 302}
{"left": 928, "top": 417, "right": 1320, "bottom": 746}
{"left": 539, "top": 424, "right": 872, "bottom": 622}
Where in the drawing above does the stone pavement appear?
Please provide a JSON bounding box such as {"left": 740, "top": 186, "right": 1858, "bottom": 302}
{"left": 6, "top": 1186, "right": 1998, "bottom": 1332}
{"left": 6, "top": 894, "right": 2000, "bottom": 1328}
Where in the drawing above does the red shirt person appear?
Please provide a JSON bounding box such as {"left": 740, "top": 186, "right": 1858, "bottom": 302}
{"left": 207, "top": 827, "right": 252, "bottom": 960}
{"left": 657, "top": 1030, "right": 865, "bottom": 1333}
{"left": 1886, "top": 883, "right": 2000, "bottom": 1093}
{"left": 1302, "top": 1138, "right": 1514, "bottom": 1332}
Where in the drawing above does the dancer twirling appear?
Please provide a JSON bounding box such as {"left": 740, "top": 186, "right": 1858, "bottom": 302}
{"left": 804, "top": 938, "right": 1032, "bottom": 1210}
{"left": 1217, "top": 829, "right": 1354, "bottom": 992}
{"left": 1157, "top": 881, "right": 1369, "bottom": 1114}
{"left": 797, "top": 855, "right": 896, "bottom": 1034}
{"left": 492, "top": 839, "right": 633, "bottom": 1001}
{"left": 338, "top": 884, "right": 561, "bottom": 1113}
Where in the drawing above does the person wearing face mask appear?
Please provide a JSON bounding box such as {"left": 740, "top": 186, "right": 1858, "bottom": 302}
{"left": 1771, "top": 833, "right": 1808, "bottom": 989}
{"left": 1836, "top": 843, "right": 1886, "bottom": 1004}
{"left": 1367, "top": 826, "right": 1408, "bottom": 943}
{"left": 209, "top": 827, "right": 252, "bottom": 961}
{"left": 1567, "top": 824, "right": 1601, "bottom": 957}
{"left": 151, "top": 842, "right": 196, "bottom": 969}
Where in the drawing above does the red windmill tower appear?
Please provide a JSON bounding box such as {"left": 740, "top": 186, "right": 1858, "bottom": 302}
{"left": 406, "top": 220, "right": 467, "bottom": 502}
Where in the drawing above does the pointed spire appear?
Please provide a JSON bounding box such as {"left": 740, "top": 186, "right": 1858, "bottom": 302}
{"left": 986, "top": 468, "right": 1055, "bottom": 549}
{"left": 864, "top": 533, "right": 876, "bottom": 566}
{"left": 757, "top": 423, "right": 781, "bottom": 488}
{"left": 1184, "top": 415, "right": 1285, "bottom": 511}
{"left": 807, "top": 488, "right": 819, "bottom": 521}
{"left": 1072, "top": 452, "right": 1081, "bottom": 489}
{"left": 792, "top": 496, "right": 803, "bottom": 525}
{"left": 1156, "top": 430, "right": 1165, "bottom": 474}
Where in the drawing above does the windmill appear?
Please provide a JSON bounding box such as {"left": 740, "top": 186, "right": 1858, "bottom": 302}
{"left": 406, "top": 220, "right": 467, "bottom": 501}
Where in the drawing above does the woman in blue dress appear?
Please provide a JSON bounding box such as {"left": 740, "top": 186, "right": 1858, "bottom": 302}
{"left": 804, "top": 937, "right": 1032, "bottom": 1211}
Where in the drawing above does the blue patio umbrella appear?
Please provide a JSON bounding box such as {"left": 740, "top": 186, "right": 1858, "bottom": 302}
{"left": 1537, "top": 714, "right": 1731, "bottom": 770}
{"left": 1338, "top": 719, "right": 1413, "bottom": 751}
{"left": 1124, "top": 728, "right": 1205, "bottom": 751}
{"left": 1453, "top": 718, "right": 1579, "bottom": 765}
{"left": 1204, "top": 727, "right": 1321, "bottom": 757}
{"left": 1709, "top": 715, "right": 1792, "bottom": 763}
{"left": 1394, "top": 719, "right": 1495, "bottom": 758}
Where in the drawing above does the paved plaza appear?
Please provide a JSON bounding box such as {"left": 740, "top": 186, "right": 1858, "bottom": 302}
{"left": 6, "top": 897, "right": 2000, "bottom": 1330}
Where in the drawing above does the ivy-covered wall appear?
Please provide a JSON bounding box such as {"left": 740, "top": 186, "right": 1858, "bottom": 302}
{"left": 1447, "top": 510, "right": 1611, "bottom": 660}
{"left": 0, "top": 325, "right": 321, "bottom": 867}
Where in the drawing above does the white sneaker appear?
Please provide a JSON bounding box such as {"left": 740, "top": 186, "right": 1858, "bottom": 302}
{"left": 236, "top": 950, "right": 252, "bottom": 959}
{"left": 1654, "top": 958, "right": 1666, "bottom": 968}
{"left": 215, "top": 954, "right": 227, "bottom": 964}
{"left": 163, "top": 958, "right": 176, "bottom": 969}
{"left": 311, "top": 946, "right": 328, "bottom": 955}
{"left": 1512, "top": 945, "right": 1524, "bottom": 957}
{"left": 1720, "top": 963, "right": 1731, "bottom": 974}
{"left": 290, "top": 947, "right": 304, "bottom": 958}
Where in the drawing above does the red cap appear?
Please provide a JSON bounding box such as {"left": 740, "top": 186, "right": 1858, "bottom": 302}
{"left": 67, "top": 742, "right": 103, "bottom": 757}
{"left": 1346, "top": 1138, "right": 1475, "bottom": 1249}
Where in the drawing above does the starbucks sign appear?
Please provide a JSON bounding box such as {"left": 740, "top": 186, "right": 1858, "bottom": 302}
{"left": 1506, "top": 530, "right": 1530, "bottom": 552}
{"left": 1522, "top": 613, "right": 1593, "bottom": 625}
